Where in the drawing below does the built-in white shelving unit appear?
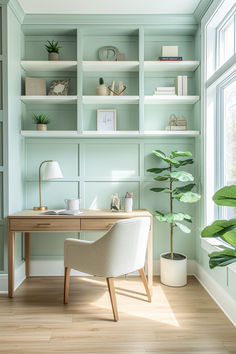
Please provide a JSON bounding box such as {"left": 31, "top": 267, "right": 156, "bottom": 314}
{"left": 83, "top": 61, "right": 139, "bottom": 72}
{"left": 83, "top": 95, "right": 139, "bottom": 104}
{"left": 144, "top": 61, "right": 200, "bottom": 72}
{"left": 21, "top": 96, "right": 77, "bottom": 104}
{"left": 21, "top": 61, "right": 77, "bottom": 72}
{"left": 144, "top": 95, "right": 200, "bottom": 104}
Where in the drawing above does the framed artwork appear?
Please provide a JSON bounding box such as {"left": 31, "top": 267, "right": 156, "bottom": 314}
{"left": 48, "top": 79, "right": 70, "bottom": 96}
{"left": 97, "top": 109, "right": 116, "bottom": 131}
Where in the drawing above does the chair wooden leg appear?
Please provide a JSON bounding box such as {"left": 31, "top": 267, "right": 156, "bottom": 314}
{"left": 106, "top": 278, "right": 118, "bottom": 322}
{"left": 64, "top": 267, "right": 71, "bottom": 304}
{"left": 139, "top": 267, "right": 152, "bottom": 302}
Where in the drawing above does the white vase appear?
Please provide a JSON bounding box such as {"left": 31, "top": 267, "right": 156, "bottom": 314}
{"left": 124, "top": 198, "right": 133, "bottom": 213}
{"left": 160, "top": 253, "right": 187, "bottom": 287}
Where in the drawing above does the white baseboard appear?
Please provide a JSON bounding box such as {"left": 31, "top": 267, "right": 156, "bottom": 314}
{"left": 0, "top": 262, "right": 26, "bottom": 294}
{"left": 194, "top": 262, "right": 236, "bottom": 327}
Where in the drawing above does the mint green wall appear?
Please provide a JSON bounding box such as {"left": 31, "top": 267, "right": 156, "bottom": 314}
{"left": 24, "top": 137, "right": 197, "bottom": 262}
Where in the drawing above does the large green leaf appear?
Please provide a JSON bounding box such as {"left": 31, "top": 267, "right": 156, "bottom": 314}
{"left": 150, "top": 188, "right": 171, "bottom": 193}
{"left": 177, "top": 192, "right": 201, "bottom": 203}
{"left": 152, "top": 150, "right": 180, "bottom": 166}
{"left": 175, "top": 222, "right": 191, "bottom": 233}
{"left": 213, "top": 185, "right": 236, "bottom": 207}
{"left": 208, "top": 248, "right": 236, "bottom": 269}
{"left": 221, "top": 229, "right": 236, "bottom": 247}
{"left": 175, "top": 159, "right": 194, "bottom": 167}
{"left": 171, "top": 151, "right": 192, "bottom": 157}
{"left": 154, "top": 211, "right": 192, "bottom": 223}
{"left": 147, "top": 167, "right": 170, "bottom": 174}
{"left": 153, "top": 175, "right": 169, "bottom": 181}
{"left": 174, "top": 183, "right": 195, "bottom": 193}
{"left": 170, "top": 171, "right": 194, "bottom": 182}
{"left": 201, "top": 219, "right": 236, "bottom": 238}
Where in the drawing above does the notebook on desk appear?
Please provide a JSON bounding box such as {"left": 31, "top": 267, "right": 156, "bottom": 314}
{"left": 42, "top": 209, "right": 83, "bottom": 216}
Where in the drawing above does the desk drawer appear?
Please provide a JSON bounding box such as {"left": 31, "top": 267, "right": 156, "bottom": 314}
{"left": 81, "top": 218, "right": 118, "bottom": 231}
{"left": 9, "top": 218, "right": 81, "bottom": 232}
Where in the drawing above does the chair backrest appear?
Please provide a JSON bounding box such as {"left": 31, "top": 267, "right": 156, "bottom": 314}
{"left": 92, "top": 217, "right": 150, "bottom": 277}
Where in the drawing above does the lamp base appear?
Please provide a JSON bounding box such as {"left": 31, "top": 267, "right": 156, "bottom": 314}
{"left": 33, "top": 206, "right": 48, "bottom": 211}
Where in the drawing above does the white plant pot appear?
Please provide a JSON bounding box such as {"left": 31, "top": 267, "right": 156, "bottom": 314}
{"left": 160, "top": 253, "right": 187, "bottom": 287}
{"left": 96, "top": 84, "right": 108, "bottom": 96}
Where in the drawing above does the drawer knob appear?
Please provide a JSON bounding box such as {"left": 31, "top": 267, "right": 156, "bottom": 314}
{"left": 107, "top": 224, "right": 114, "bottom": 229}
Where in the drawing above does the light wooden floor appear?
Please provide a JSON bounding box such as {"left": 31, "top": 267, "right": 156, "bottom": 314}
{"left": 0, "top": 276, "right": 235, "bottom": 354}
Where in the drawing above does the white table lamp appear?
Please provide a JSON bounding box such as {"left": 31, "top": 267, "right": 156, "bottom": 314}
{"left": 34, "top": 160, "right": 63, "bottom": 211}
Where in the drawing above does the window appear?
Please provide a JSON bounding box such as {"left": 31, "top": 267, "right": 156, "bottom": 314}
{"left": 203, "top": 0, "right": 236, "bottom": 224}
{"left": 223, "top": 78, "right": 236, "bottom": 219}
{"left": 217, "top": 8, "right": 236, "bottom": 68}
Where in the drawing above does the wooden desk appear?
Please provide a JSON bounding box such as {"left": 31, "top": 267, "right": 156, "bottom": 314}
{"left": 8, "top": 209, "right": 153, "bottom": 298}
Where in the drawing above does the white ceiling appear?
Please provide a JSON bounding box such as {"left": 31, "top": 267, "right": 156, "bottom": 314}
{"left": 18, "top": 0, "right": 201, "bottom": 15}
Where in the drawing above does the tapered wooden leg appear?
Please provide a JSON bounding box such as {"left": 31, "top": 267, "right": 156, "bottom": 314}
{"left": 8, "top": 231, "right": 15, "bottom": 298}
{"left": 139, "top": 267, "right": 152, "bottom": 302}
{"left": 147, "top": 218, "right": 153, "bottom": 295}
{"left": 64, "top": 267, "right": 71, "bottom": 304}
{"left": 106, "top": 278, "right": 118, "bottom": 322}
{"left": 25, "top": 233, "right": 30, "bottom": 278}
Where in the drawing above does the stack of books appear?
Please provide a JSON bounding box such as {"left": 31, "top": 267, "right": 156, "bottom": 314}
{"left": 153, "top": 87, "right": 176, "bottom": 96}
{"left": 158, "top": 56, "right": 183, "bottom": 61}
{"left": 175, "top": 76, "right": 188, "bottom": 96}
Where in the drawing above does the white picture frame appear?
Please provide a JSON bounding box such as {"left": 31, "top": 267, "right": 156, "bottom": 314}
{"left": 97, "top": 109, "right": 116, "bottom": 131}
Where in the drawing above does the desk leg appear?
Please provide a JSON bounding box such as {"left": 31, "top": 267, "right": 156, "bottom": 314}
{"left": 8, "top": 231, "right": 15, "bottom": 298}
{"left": 25, "top": 233, "right": 30, "bottom": 278}
{"left": 147, "top": 220, "right": 153, "bottom": 295}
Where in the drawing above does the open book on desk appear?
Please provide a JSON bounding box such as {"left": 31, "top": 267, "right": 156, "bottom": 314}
{"left": 42, "top": 209, "right": 83, "bottom": 215}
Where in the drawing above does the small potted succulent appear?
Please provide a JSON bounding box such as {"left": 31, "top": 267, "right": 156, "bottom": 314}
{"left": 96, "top": 77, "right": 108, "bottom": 96}
{"left": 33, "top": 113, "right": 50, "bottom": 131}
{"left": 45, "top": 40, "right": 61, "bottom": 61}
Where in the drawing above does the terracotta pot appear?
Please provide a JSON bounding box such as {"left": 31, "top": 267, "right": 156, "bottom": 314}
{"left": 96, "top": 84, "right": 108, "bottom": 96}
{"left": 37, "top": 124, "right": 47, "bottom": 131}
{"left": 48, "top": 52, "right": 59, "bottom": 61}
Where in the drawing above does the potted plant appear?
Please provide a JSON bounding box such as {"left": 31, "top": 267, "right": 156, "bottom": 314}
{"left": 45, "top": 40, "right": 61, "bottom": 61}
{"left": 147, "top": 150, "right": 201, "bottom": 287}
{"left": 96, "top": 77, "right": 108, "bottom": 96}
{"left": 201, "top": 185, "right": 236, "bottom": 268}
{"left": 33, "top": 113, "right": 50, "bottom": 131}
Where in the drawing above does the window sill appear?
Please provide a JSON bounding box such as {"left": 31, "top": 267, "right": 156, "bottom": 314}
{"left": 201, "top": 238, "right": 236, "bottom": 274}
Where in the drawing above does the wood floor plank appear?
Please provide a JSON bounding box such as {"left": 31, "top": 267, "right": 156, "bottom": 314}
{"left": 0, "top": 276, "right": 235, "bottom": 354}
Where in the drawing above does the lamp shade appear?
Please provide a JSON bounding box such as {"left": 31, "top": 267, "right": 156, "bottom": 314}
{"left": 43, "top": 161, "right": 63, "bottom": 180}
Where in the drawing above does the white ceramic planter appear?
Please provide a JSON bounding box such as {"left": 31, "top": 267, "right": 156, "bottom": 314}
{"left": 48, "top": 52, "right": 59, "bottom": 61}
{"left": 160, "top": 253, "right": 187, "bottom": 287}
{"left": 37, "top": 124, "right": 47, "bottom": 131}
{"left": 96, "top": 84, "right": 108, "bottom": 96}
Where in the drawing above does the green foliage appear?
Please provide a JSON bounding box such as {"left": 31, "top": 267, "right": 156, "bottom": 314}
{"left": 32, "top": 113, "right": 50, "bottom": 125}
{"left": 147, "top": 150, "right": 201, "bottom": 258}
{"left": 201, "top": 185, "right": 236, "bottom": 268}
{"left": 99, "top": 77, "right": 104, "bottom": 85}
{"left": 45, "top": 40, "right": 61, "bottom": 53}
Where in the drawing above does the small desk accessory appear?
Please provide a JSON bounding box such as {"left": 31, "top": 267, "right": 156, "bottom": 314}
{"left": 34, "top": 160, "right": 63, "bottom": 211}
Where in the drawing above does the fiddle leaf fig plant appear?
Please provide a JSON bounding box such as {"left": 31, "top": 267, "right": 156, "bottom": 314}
{"left": 201, "top": 185, "right": 236, "bottom": 268}
{"left": 147, "top": 150, "right": 201, "bottom": 260}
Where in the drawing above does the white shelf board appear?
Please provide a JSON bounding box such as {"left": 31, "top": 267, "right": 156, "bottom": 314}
{"left": 21, "top": 61, "right": 77, "bottom": 72}
{"left": 21, "top": 130, "right": 200, "bottom": 138}
{"left": 83, "top": 61, "right": 139, "bottom": 72}
{"left": 144, "top": 61, "right": 200, "bottom": 72}
{"left": 143, "top": 130, "right": 200, "bottom": 136}
{"left": 144, "top": 95, "right": 200, "bottom": 104}
{"left": 83, "top": 95, "right": 139, "bottom": 104}
{"left": 82, "top": 131, "right": 140, "bottom": 137}
{"left": 21, "top": 131, "right": 78, "bottom": 137}
{"left": 21, "top": 96, "right": 77, "bottom": 104}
